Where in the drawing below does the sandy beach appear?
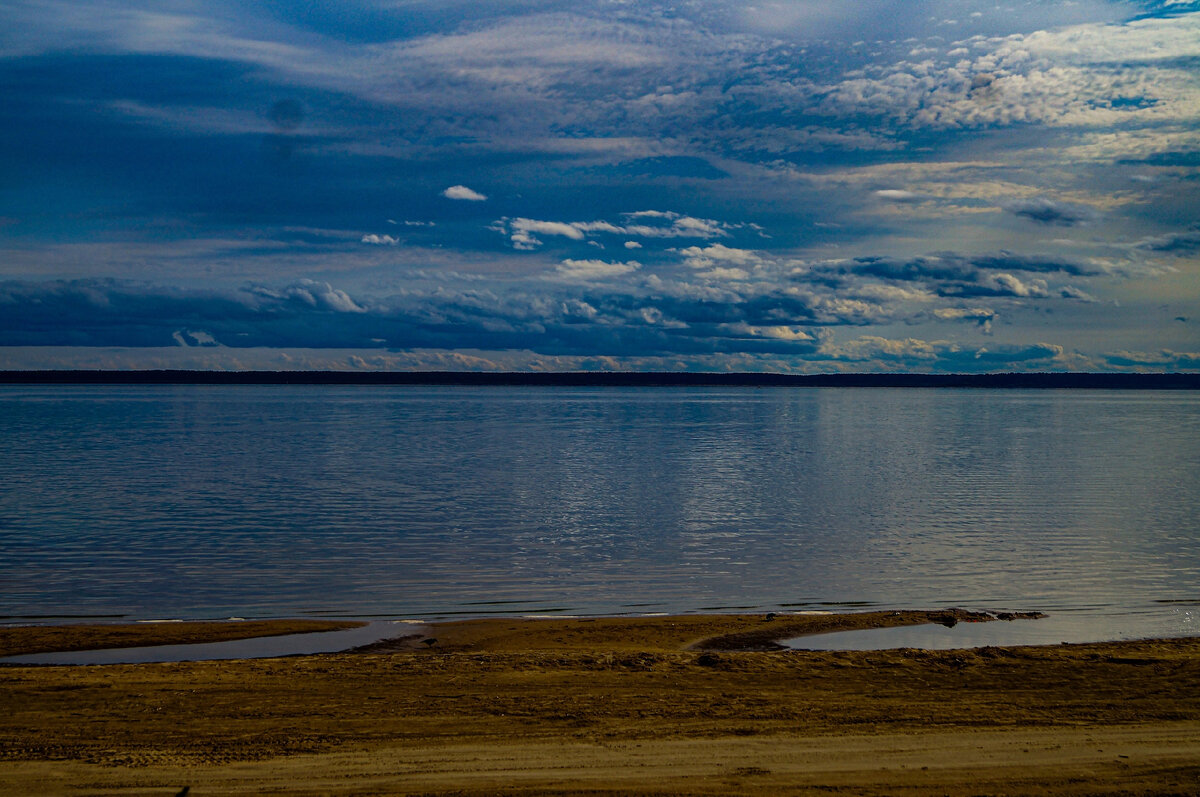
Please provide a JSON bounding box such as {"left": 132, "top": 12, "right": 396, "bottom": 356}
{"left": 3, "top": 611, "right": 1199, "bottom": 795}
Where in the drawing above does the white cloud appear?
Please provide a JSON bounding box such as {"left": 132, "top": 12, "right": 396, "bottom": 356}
{"left": 172, "top": 329, "right": 220, "bottom": 347}
{"left": 699, "top": 266, "right": 751, "bottom": 280}
{"left": 987, "top": 273, "right": 1048, "bottom": 297}
{"left": 805, "top": 12, "right": 1200, "bottom": 134}
{"left": 276, "top": 280, "right": 366, "bottom": 313}
{"left": 361, "top": 234, "right": 400, "bottom": 245}
{"left": 554, "top": 259, "right": 641, "bottom": 281}
{"left": 678, "top": 244, "right": 764, "bottom": 271}
{"left": 442, "top": 185, "right": 488, "bottom": 201}
{"left": 933, "top": 307, "right": 995, "bottom": 321}
{"left": 495, "top": 212, "right": 734, "bottom": 249}
{"left": 874, "top": 189, "right": 921, "bottom": 202}
{"left": 933, "top": 306, "right": 996, "bottom": 333}
{"left": 621, "top": 213, "right": 731, "bottom": 239}
{"left": 722, "top": 323, "right": 815, "bottom": 341}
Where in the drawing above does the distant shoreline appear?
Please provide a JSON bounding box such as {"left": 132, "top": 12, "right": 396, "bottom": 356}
{"left": 1, "top": 369, "right": 1198, "bottom": 388}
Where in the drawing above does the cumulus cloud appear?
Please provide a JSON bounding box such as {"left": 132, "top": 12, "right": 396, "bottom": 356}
{"left": 961, "top": 273, "right": 1049, "bottom": 298}
{"left": 721, "top": 323, "right": 815, "bottom": 342}
{"left": 247, "top": 279, "right": 367, "bottom": 313}
{"left": 678, "top": 244, "right": 764, "bottom": 269}
{"left": 510, "top": 218, "right": 587, "bottom": 249}
{"left": 361, "top": 234, "right": 400, "bottom": 245}
{"left": 442, "top": 185, "right": 488, "bottom": 201}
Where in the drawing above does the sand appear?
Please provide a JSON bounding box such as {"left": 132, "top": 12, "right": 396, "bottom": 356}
{"left": 2, "top": 611, "right": 1199, "bottom": 795}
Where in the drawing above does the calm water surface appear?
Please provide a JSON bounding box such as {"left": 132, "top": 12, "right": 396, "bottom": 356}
{"left": 1, "top": 385, "right": 1198, "bottom": 644}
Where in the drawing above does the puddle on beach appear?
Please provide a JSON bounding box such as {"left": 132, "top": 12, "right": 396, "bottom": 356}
{"left": 0, "top": 621, "right": 422, "bottom": 665}
{"left": 784, "top": 613, "right": 1183, "bottom": 651}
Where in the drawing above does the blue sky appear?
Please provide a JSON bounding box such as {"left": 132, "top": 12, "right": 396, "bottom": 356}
{"left": 1, "top": 0, "right": 1197, "bottom": 372}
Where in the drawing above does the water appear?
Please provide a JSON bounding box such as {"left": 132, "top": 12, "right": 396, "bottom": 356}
{"left": 785, "top": 613, "right": 1184, "bottom": 651}
{"left": 1, "top": 385, "right": 1198, "bottom": 644}
{"left": 0, "top": 621, "right": 421, "bottom": 665}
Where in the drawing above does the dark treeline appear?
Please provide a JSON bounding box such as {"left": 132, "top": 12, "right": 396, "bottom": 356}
{"left": 1, "top": 370, "right": 1198, "bottom": 389}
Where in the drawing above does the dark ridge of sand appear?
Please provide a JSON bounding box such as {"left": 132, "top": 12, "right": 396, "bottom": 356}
{"left": 3, "top": 612, "right": 1199, "bottom": 795}
{"left": 0, "top": 619, "right": 365, "bottom": 658}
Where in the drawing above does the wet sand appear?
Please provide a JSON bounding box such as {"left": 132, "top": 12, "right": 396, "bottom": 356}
{"left": 3, "top": 611, "right": 1199, "bottom": 795}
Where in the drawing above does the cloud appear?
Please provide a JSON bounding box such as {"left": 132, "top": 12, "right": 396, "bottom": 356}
{"left": 1136, "top": 224, "right": 1200, "bottom": 255}
{"left": 499, "top": 217, "right": 587, "bottom": 249}
{"left": 1004, "top": 197, "right": 1094, "bottom": 226}
{"left": 361, "top": 234, "right": 400, "bottom": 245}
{"left": 956, "top": 273, "right": 1050, "bottom": 298}
{"left": 823, "top": 250, "right": 1108, "bottom": 300}
{"left": 799, "top": 12, "right": 1200, "bottom": 138}
{"left": 720, "top": 323, "right": 815, "bottom": 342}
{"left": 874, "top": 189, "right": 922, "bottom": 202}
{"left": 442, "top": 185, "right": 487, "bottom": 201}
{"left": 247, "top": 279, "right": 367, "bottom": 313}
{"left": 678, "top": 244, "right": 764, "bottom": 269}
{"left": 493, "top": 212, "right": 734, "bottom": 249}
{"left": 0, "top": 274, "right": 893, "bottom": 357}
{"left": 2, "top": 3, "right": 1197, "bottom": 373}
{"left": 933, "top": 306, "right": 997, "bottom": 331}
{"left": 0, "top": 269, "right": 1168, "bottom": 373}
{"left": 554, "top": 259, "right": 641, "bottom": 281}
{"left": 813, "top": 335, "right": 1068, "bottom": 372}
{"left": 172, "top": 329, "right": 219, "bottom": 347}
{"left": 1102, "top": 349, "right": 1200, "bottom": 371}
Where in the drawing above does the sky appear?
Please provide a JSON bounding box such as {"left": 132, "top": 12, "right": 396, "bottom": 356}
{"left": 1, "top": 0, "right": 1198, "bottom": 373}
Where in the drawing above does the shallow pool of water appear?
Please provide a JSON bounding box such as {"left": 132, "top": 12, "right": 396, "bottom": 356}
{"left": 0, "top": 621, "right": 421, "bottom": 665}
{"left": 784, "top": 610, "right": 1191, "bottom": 651}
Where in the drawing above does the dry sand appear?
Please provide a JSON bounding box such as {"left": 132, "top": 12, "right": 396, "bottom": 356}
{"left": 2, "top": 611, "right": 1199, "bottom": 795}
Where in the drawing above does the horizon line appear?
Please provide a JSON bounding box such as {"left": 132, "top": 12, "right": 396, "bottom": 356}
{"left": 1, "top": 370, "right": 1197, "bottom": 389}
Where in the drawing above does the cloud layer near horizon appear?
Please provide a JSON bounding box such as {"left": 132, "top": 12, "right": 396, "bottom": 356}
{"left": 0, "top": 0, "right": 1197, "bottom": 372}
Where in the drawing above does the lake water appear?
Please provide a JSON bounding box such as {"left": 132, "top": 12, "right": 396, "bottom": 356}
{"left": 1, "top": 385, "right": 1198, "bottom": 645}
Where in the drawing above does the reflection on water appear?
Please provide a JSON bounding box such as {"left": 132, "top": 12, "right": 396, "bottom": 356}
{"left": 1, "top": 386, "right": 1198, "bottom": 641}
{"left": 787, "top": 607, "right": 1198, "bottom": 650}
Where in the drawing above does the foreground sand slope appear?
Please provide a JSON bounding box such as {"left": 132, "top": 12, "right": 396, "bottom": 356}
{"left": 6, "top": 723, "right": 1200, "bottom": 796}
{"left": 2, "top": 612, "right": 1199, "bottom": 795}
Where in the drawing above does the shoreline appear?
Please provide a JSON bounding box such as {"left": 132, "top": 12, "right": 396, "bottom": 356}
{"left": 0, "top": 608, "right": 1041, "bottom": 659}
{"left": 4, "top": 611, "right": 1200, "bottom": 794}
